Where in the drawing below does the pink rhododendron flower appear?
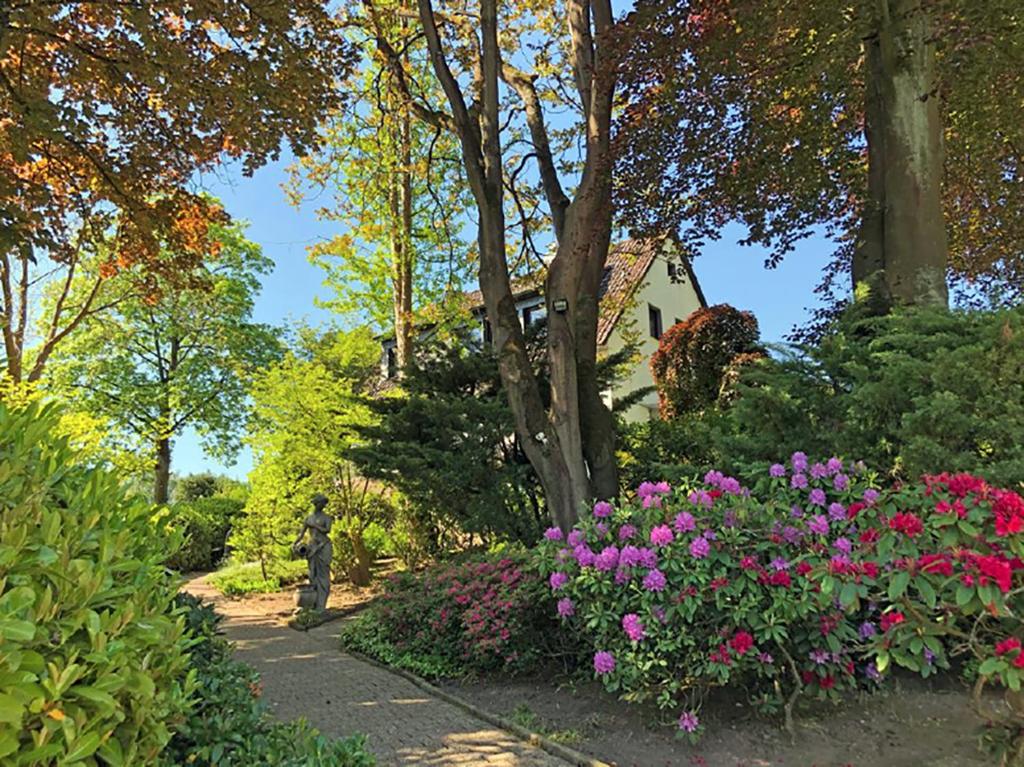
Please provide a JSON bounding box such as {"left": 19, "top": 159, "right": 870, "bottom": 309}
{"left": 689, "top": 536, "right": 710, "bottom": 558}
{"left": 674, "top": 511, "right": 696, "bottom": 533}
{"left": 791, "top": 451, "right": 809, "bottom": 472}
{"left": 649, "top": 524, "right": 674, "bottom": 546}
{"left": 769, "top": 463, "right": 786, "bottom": 477}
{"left": 549, "top": 572, "right": 568, "bottom": 590}
{"left": 593, "top": 651, "right": 616, "bottom": 674}
{"left": 808, "top": 488, "right": 827, "bottom": 506}
{"left": 678, "top": 711, "right": 700, "bottom": 733}
{"left": 618, "top": 524, "right": 636, "bottom": 541}
{"left": 622, "top": 613, "right": 645, "bottom": 641}
{"left": 642, "top": 568, "right": 667, "bottom": 592}
{"left": 543, "top": 527, "right": 563, "bottom": 541}
{"left": 593, "top": 500, "right": 613, "bottom": 518}
{"left": 791, "top": 474, "right": 808, "bottom": 489}
{"left": 556, "top": 597, "right": 574, "bottom": 617}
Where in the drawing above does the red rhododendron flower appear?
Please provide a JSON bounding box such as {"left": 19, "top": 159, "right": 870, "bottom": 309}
{"left": 918, "top": 554, "right": 954, "bottom": 577}
{"left": 846, "top": 501, "right": 866, "bottom": 519}
{"left": 880, "top": 612, "right": 905, "bottom": 632}
{"left": 859, "top": 528, "right": 881, "bottom": 544}
{"left": 795, "top": 562, "right": 813, "bottom": 576}
{"left": 995, "top": 638, "right": 1022, "bottom": 656}
{"left": 889, "top": 512, "right": 924, "bottom": 537}
{"left": 710, "top": 644, "right": 732, "bottom": 665}
{"left": 819, "top": 675, "right": 836, "bottom": 690}
{"left": 992, "top": 489, "right": 1024, "bottom": 537}
{"left": 768, "top": 571, "right": 792, "bottom": 587}
{"left": 801, "top": 670, "right": 815, "bottom": 685}
{"left": 1016, "top": 654, "right": 1024, "bottom": 670}
{"left": 729, "top": 630, "right": 755, "bottom": 655}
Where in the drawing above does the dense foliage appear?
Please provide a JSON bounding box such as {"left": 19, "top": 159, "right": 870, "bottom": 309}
{"left": 353, "top": 343, "right": 545, "bottom": 548}
{"left": 165, "top": 498, "right": 245, "bottom": 573}
{"left": 714, "top": 307, "right": 1024, "bottom": 485}
{"left": 650, "top": 304, "right": 762, "bottom": 418}
{"left": 208, "top": 560, "right": 308, "bottom": 598}
{"left": 0, "top": 401, "right": 192, "bottom": 765}
{"left": 161, "top": 594, "right": 375, "bottom": 766}
{"left": 537, "top": 456, "right": 1023, "bottom": 761}
{"left": 341, "top": 552, "right": 562, "bottom": 679}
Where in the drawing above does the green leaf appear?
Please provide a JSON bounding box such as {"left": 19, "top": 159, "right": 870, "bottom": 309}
{"left": 0, "top": 619, "right": 36, "bottom": 643}
{"left": 839, "top": 581, "right": 858, "bottom": 609}
{"left": 0, "top": 693, "right": 25, "bottom": 725}
{"left": 955, "top": 584, "right": 974, "bottom": 607}
{"left": 63, "top": 731, "right": 101, "bottom": 763}
{"left": 887, "top": 571, "right": 910, "bottom": 601}
{"left": 917, "top": 579, "right": 936, "bottom": 609}
{"left": 978, "top": 657, "right": 1003, "bottom": 677}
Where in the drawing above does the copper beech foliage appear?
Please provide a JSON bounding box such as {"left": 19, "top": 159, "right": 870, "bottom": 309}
{"left": 615, "top": 0, "right": 1024, "bottom": 306}
{"left": 650, "top": 304, "right": 762, "bottom": 419}
{"left": 0, "top": 0, "right": 354, "bottom": 273}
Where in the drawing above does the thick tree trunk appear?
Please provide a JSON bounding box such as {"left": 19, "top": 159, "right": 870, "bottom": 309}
{"left": 857, "top": 0, "right": 948, "bottom": 308}
{"left": 153, "top": 436, "right": 172, "bottom": 505}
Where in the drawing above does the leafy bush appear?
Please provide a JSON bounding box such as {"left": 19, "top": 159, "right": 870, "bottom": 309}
{"left": 341, "top": 552, "right": 561, "bottom": 678}
{"left": 538, "top": 457, "right": 885, "bottom": 739}
{"left": 853, "top": 472, "right": 1024, "bottom": 763}
{"left": 650, "top": 304, "right": 762, "bottom": 418}
{"left": 713, "top": 306, "right": 1024, "bottom": 486}
{"left": 161, "top": 594, "right": 375, "bottom": 766}
{"left": 537, "top": 457, "right": 1024, "bottom": 762}
{"left": 0, "top": 401, "right": 193, "bottom": 765}
{"left": 209, "top": 559, "right": 308, "bottom": 596}
{"left": 166, "top": 497, "right": 245, "bottom": 572}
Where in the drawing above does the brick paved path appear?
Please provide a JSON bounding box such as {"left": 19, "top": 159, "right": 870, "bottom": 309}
{"left": 185, "top": 575, "right": 570, "bottom": 767}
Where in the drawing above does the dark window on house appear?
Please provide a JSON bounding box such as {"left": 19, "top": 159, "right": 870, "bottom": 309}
{"left": 668, "top": 261, "right": 678, "bottom": 280}
{"left": 386, "top": 346, "right": 397, "bottom": 379}
{"left": 482, "top": 319, "right": 493, "bottom": 344}
{"left": 648, "top": 304, "right": 663, "bottom": 339}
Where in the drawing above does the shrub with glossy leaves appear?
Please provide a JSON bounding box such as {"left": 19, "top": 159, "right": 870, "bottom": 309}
{"left": 0, "top": 401, "right": 192, "bottom": 765}
{"left": 161, "top": 594, "right": 375, "bottom": 766}
{"left": 165, "top": 497, "right": 244, "bottom": 572}
{"left": 650, "top": 304, "right": 762, "bottom": 419}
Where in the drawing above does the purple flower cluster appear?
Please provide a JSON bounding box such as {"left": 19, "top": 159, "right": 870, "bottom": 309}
{"left": 642, "top": 568, "right": 667, "bottom": 592}
{"left": 543, "top": 527, "right": 563, "bottom": 541}
{"left": 556, "top": 597, "right": 574, "bottom": 617}
{"left": 593, "top": 651, "right": 616, "bottom": 674}
{"left": 678, "top": 711, "right": 700, "bottom": 733}
{"left": 622, "top": 613, "right": 645, "bottom": 642}
{"left": 637, "top": 481, "right": 671, "bottom": 509}
{"left": 549, "top": 572, "right": 568, "bottom": 591}
{"left": 618, "top": 523, "right": 636, "bottom": 541}
{"left": 594, "top": 545, "right": 620, "bottom": 572}
{"left": 808, "top": 515, "right": 830, "bottom": 536}
{"left": 674, "top": 511, "right": 696, "bottom": 533}
{"left": 689, "top": 536, "right": 711, "bottom": 559}
{"left": 650, "top": 524, "right": 674, "bottom": 547}
{"left": 593, "top": 500, "right": 614, "bottom": 518}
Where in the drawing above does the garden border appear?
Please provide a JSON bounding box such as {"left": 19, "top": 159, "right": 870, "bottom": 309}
{"left": 345, "top": 648, "right": 613, "bottom": 767}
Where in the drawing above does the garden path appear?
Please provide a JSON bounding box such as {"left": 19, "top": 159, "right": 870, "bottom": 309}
{"left": 184, "top": 575, "right": 571, "bottom": 767}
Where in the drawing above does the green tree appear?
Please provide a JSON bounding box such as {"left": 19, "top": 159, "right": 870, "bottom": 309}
{"left": 616, "top": 0, "right": 1024, "bottom": 312}
{"left": 239, "top": 326, "right": 388, "bottom": 586}
{"left": 352, "top": 342, "right": 546, "bottom": 548}
{"left": 46, "top": 217, "right": 278, "bottom": 504}
{"left": 288, "top": 16, "right": 472, "bottom": 370}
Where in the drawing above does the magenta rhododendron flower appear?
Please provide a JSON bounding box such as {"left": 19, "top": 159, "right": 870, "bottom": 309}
{"left": 622, "top": 613, "right": 646, "bottom": 641}
{"left": 638, "top": 547, "right": 659, "bottom": 569}
{"left": 618, "top": 524, "right": 636, "bottom": 541}
{"left": 689, "top": 536, "right": 710, "bottom": 558}
{"left": 643, "top": 568, "right": 667, "bottom": 592}
{"left": 543, "top": 527, "right": 563, "bottom": 541}
{"left": 826, "top": 457, "right": 843, "bottom": 474}
{"left": 614, "top": 567, "right": 631, "bottom": 585}
{"left": 833, "top": 473, "right": 849, "bottom": 491}
{"left": 769, "top": 463, "right": 786, "bottom": 478}
{"left": 567, "top": 530, "right": 584, "bottom": 547}
{"left": 674, "top": 511, "right": 696, "bottom": 533}
{"left": 791, "top": 474, "right": 808, "bottom": 489}
{"left": 828, "top": 502, "right": 846, "bottom": 521}
{"left": 810, "top": 462, "right": 828, "bottom": 479}
{"left": 688, "top": 489, "right": 713, "bottom": 508}
{"left": 650, "top": 524, "right": 674, "bottom": 546}
{"left": 808, "top": 488, "right": 827, "bottom": 506}
{"left": 642, "top": 494, "right": 662, "bottom": 509}
{"left": 619, "top": 545, "right": 642, "bottom": 568}
{"left": 556, "top": 597, "right": 574, "bottom": 617}
{"left": 593, "top": 500, "right": 613, "bottom": 518}
{"left": 704, "top": 470, "right": 724, "bottom": 486}
{"left": 573, "top": 545, "right": 595, "bottom": 567}
{"left": 594, "top": 545, "right": 620, "bottom": 572}
{"left": 549, "top": 572, "right": 568, "bottom": 591}
{"left": 678, "top": 711, "right": 699, "bottom": 733}
{"left": 594, "top": 651, "right": 616, "bottom": 674}
{"left": 808, "top": 515, "right": 830, "bottom": 535}
{"left": 863, "top": 488, "right": 880, "bottom": 505}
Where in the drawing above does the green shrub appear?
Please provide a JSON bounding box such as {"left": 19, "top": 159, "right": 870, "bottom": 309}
{"left": 341, "top": 551, "right": 564, "bottom": 678}
{"left": 165, "top": 497, "right": 244, "bottom": 572}
{"left": 713, "top": 306, "right": 1024, "bottom": 485}
{"left": 161, "top": 594, "right": 374, "bottom": 766}
{"left": 0, "top": 400, "right": 193, "bottom": 765}
{"left": 209, "top": 559, "right": 307, "bottom": 596}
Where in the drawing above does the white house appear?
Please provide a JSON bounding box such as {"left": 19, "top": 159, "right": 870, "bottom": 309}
{"left": 380, "top": 235, "right": 707, "bottom": 422}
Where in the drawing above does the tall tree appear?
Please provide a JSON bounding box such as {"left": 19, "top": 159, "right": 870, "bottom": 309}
{"left": 46, "top": 218, "right": 278, "bottom": 504}
{"left": 1, "top": 0, "right": 353, "bottom": 386}
{"left": 615, "top": 0, "right": 1024, "bottom": 312}
{"left": 287, "top": 16, "right": 472, "bottom": 370}
{"left": 361, "top": 0, "right": 622, "bottom": 529}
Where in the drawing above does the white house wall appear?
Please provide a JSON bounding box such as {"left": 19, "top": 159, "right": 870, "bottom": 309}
{"left": 602, "top": 253, "right": 704, "bottom": 423}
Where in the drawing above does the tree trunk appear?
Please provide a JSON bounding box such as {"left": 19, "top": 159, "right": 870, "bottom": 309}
{"left": 391, "top": 27, "right": 415, "bottom": 372}
{"left": 864, "top": 0, "right": 948, "bottom": 307}
{"left": 348, "top": 530, "right": 372, "bottom": 587}
{"left": 154, "top": 436, "right": 172, "bottom": 505}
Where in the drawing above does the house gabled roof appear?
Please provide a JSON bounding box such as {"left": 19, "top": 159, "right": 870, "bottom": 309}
{"left": 409, "top": 235, "right": 705, "bottom": 344}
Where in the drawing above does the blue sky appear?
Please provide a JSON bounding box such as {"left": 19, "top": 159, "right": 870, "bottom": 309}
{"left": 174, "top": 153, "right": 832, "bottom": 480}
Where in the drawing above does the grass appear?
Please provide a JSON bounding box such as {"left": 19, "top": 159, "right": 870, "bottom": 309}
{"left": 509, "top": 704, "right": 585, "bottom": 745}
{"left": 209, "top": 559, "right": 307, "bottom": 596}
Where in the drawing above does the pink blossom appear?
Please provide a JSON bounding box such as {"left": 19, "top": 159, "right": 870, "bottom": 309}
{"left": 649, "top": 524, "right": 674, "bottom": 546}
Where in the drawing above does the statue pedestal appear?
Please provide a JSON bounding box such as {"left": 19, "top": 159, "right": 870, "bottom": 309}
{"left": 295, "top": 583, "right": 318, "bottom": 611}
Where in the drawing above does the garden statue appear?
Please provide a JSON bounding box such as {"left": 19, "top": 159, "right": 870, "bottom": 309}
{"left": 292, "top": 494, "right": 333, "bottom": 611}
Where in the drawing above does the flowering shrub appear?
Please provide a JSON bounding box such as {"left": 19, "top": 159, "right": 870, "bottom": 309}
{"left": 341, "top": 552, "right": 560, "bottom": 678}
{"left": 539, "top": 455, "right": 1024, "bottom": 761}
{"left": 850, "top": 472, "right": 1024, "bottom": 763}
{"left": 538, "top": 455, "right": 885, "bottom": 739}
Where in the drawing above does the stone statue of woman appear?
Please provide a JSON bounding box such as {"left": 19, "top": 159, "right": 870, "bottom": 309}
{"left": 293, "top": 494, "right": 333, "bottom": 611}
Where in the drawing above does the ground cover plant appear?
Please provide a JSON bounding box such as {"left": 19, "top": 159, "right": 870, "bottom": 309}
{"left": 538, "top": 455, "right": 1024, "bottom": 764}
{"left": 209, "top": 559, "right": 308, "bottom": 597}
